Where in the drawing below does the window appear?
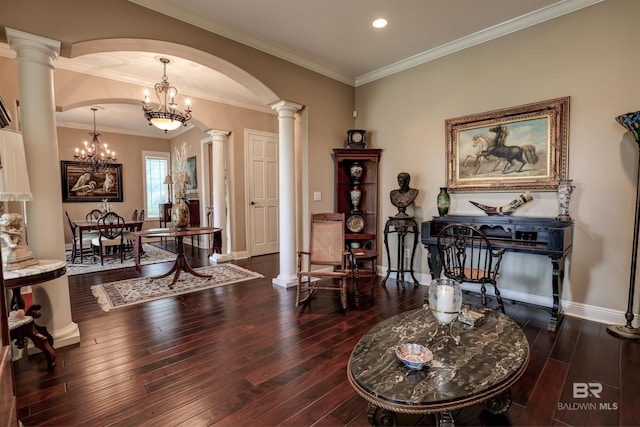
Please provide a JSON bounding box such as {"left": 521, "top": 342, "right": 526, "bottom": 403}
{"left": 142, "top": 151, "right": 170, "bottom": 219}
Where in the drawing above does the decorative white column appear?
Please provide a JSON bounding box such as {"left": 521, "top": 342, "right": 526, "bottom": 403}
{"left": 6, "top": 28, "right": 80, "bottom": 347}
{"left": 271, "top": 100, "right": 302, "bottom": 288}
{"left": 207, "top": 130, "right": 232, "bottom": 262}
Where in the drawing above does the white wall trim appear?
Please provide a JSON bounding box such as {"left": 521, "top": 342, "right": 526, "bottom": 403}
{"left": 378, "top": 266, "right": 639, "bottom": 328}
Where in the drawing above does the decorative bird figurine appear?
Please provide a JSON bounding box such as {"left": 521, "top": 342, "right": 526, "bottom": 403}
{"left": 469, "top": 191, "right": 533, "bottom": 216}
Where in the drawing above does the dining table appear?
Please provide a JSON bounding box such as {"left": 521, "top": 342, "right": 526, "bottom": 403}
{"left": 72, "top": 218, "right": 144, "bottom": 263}
{"left": 133, "top": 227, "right": 222, "bottom": 287}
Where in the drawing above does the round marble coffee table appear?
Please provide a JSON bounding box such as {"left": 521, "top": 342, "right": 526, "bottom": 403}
{"left": 347, "top": 306, "right": 529, "bottom": 426}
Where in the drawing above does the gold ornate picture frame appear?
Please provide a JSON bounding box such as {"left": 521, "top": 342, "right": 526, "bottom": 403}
{"left": 445, "top": 97, "right": 569, "bottom": 192}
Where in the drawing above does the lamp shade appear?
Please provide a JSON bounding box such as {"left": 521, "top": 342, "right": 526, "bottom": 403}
{"left": 163, "top": 175, "right": 173, "bottom": 185}
{"left": 0, "top": 129, "right": 32, "bottom": 201}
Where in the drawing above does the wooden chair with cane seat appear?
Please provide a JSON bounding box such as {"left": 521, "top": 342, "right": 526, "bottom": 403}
{"left": 437, "top": 223, "right": 506, "bottom": 313}
{"left": 296, "top": 213, "right": 351, "bottom": 311}
{"left": 91, "top": 212, "right": 126, "bottom": 265}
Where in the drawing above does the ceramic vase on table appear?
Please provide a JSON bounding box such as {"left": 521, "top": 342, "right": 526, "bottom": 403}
{"left": 556, "top": 179, "right": 575, "bottom": 221}
{"left": 428, "top": 277, "right": 462, "bottom": 345}
{"left": 172, "top": 197, "right": 190, "bottom": 230}
{"left": 437, "top": 187, "right": 450, "bottom": 216}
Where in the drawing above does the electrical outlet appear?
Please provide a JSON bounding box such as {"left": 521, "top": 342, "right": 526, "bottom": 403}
{"left": 313, "top": 191, "right": 321, "bottom": 201}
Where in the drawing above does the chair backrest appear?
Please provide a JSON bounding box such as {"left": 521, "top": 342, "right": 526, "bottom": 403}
{"left": 96, "top": 212, "right": 125, "bottom": 240}
{"left": 86, "top": 209, "right": 102, "bottom": 222}
{"left": 131, "top": 209, "right": 138, "bottom": 221}
{"left": 138, "top": 209, "right": 145, "bottom": 221}
{"left": 64, "top": 211, "right": 77, "bottom": 237}
{"left": 308, "top": 213, "right": 345, "bottom": 266}
{"left": 437, "top": 223, "right": 503, "bottom": 284}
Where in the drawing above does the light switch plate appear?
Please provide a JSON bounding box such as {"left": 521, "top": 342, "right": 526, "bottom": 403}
{"left": 313, "top": 191, "right": 321, "bottom": 201}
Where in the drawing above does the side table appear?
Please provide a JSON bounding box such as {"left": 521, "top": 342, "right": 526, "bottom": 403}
{"left": 350, "top": 248, "right": 377, "bottom": 305}
{"left": 3, "top": 259, "right": 65, "bottom": 370}
{"left": 382, "top": 216, "right": 419, "bottom": 287}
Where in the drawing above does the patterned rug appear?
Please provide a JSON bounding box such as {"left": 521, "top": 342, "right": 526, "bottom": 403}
{"left": 90, "top": 264, "right": 264, "bottom": 311}
{"left": 66, "top": 244, "right": 176, "bottom": 276}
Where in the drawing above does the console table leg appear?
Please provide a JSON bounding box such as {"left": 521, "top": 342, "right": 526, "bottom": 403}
{"left": 549, "top": 257, "right": 565, "bottom": 332}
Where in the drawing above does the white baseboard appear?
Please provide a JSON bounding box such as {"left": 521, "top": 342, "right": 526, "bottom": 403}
{"left": 378, "top": 266, "right": 639, "bottom": 328}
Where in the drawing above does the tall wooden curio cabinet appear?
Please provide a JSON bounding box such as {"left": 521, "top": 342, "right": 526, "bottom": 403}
{"left": 333, "top": 148, "right": 382, "bottom": 253}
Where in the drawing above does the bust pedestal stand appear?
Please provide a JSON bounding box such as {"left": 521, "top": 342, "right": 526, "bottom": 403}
{"left": 382, "top": 216, "right": 419, "bottom": 288}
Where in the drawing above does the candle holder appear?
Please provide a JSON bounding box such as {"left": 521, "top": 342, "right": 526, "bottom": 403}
{"left": 428, "top": 278, "right": 462, "bottom": 345}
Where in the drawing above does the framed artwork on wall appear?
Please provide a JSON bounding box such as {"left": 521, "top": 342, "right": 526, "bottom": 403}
{"left": 445, "top": 97, "right": 570, "bottom": 192}
{"left": 186, "top": 156, "right": 197, "bottom": 190}
{"left": 61, "top": 161, "right": 123, "bottom": 202}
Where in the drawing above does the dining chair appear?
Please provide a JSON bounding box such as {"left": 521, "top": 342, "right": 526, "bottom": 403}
{"left": 91, "top": 212, "right": 126, "bottom": 265}
{"left": 65, "top": 211, "right": 97, "bottom": 263}
{"left": 296, "top": 212, "right": 350, "bottom": 311}
{"left": 131, "top": 209, "right": 138, "bottom": 221}
{"left": 436, "top": 223, "right": 506, "bottom": 313}
{"left": 124, "top": 209, "right": 145, "bottom": 251}
{"left": 85, "top": 209, "right": 103, "bottom": 223}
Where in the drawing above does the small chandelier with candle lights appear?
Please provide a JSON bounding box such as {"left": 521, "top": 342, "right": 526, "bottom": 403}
{"left": 142, "top": 57, "right": 192, "bottom": 133}
{"left": 74, "top": 107, "right": 115, "bottom": 174}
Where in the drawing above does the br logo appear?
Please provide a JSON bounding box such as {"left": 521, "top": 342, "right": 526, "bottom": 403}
{"left": 573, "top": 382, "right": 602, "bottom": 398}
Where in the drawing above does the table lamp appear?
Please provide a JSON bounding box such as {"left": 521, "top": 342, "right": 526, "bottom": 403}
{"left": 0, "top": 129, "right": 38, "bottom": 271}
{"left": 164, "top": 174, "right": 173, "bottom": 203}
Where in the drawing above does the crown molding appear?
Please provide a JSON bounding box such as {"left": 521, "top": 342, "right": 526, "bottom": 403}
{"left": 355, "top": 0, "right": 603, "bottom": 86}
{"left": 128, "top": 0, "right": 355, "bottom": 87}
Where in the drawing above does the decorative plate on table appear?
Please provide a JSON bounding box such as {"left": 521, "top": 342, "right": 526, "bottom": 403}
{"left": 347, "top": 214, "right": 365, "bottom": 233}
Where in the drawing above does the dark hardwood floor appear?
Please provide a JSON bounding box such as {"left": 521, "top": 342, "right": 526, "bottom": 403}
{"left": 12, "top": 244, "right": 640, "bottom": 426}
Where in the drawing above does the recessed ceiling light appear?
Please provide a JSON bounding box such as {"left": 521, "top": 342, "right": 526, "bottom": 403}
{"left": 372, "top": 18, "right": 388, "bottom": 29}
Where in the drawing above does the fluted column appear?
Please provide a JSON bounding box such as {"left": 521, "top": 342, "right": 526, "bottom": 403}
{"left": 207, "top": 129, "right": 232, "bottom": 262}
{"left": 6, "top": 28, "right": 80, "bottom": 347}
{"left": 271, "top": 100, "right": 302, "bottom": 287}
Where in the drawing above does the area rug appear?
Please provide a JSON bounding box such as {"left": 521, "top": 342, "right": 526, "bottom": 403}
{"left": 66, "top": 244, "right": 176, "bottom": 276}
{"left": 90, "top": 264, "right": 264, "bottom": 311}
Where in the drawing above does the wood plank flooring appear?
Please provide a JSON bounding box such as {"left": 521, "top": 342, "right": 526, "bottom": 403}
{"left": 12, "top": 244, "right": 640, "bottom": 426}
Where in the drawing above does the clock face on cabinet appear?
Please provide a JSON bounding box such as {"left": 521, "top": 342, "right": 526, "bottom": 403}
{"left": 347, "top": 129, "right": 366, "bottom": 148}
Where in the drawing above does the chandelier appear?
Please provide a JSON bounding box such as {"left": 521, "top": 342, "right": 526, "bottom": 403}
{"left": 142, "top": 57, "right": 192, "bottom": 133}
{"left": 74, "top": 107, "right": 116, "bottom": 174}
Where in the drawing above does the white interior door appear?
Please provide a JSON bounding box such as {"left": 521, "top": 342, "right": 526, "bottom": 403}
{"left": 247, "top": 130, "right": 279, "bottom": 255}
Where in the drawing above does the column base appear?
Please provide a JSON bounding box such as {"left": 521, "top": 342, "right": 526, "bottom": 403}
{"left": 50, "top": 321, "right": 81, "bottom": 348}
{"left": 272, "top": 275, "right": 297, "bottom": 288}
{"left": 209, "top": 253, "right": 233, "bottom": 263}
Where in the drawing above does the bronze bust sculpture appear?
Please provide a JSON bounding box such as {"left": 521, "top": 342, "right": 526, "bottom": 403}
{"left": 390, "top": 172, "right": 418, "bottom": 218}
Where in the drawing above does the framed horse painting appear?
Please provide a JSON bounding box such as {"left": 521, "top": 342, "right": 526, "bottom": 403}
{"left": 445, "top": 97, "right": 569, "bottom": 192}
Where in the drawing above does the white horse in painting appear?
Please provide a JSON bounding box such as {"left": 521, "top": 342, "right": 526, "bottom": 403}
{"left": 463, "top": 134, "right": 503, "bottom": 174}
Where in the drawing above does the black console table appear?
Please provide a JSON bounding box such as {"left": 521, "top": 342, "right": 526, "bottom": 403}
{"left": 421, "top": 215, "right": 573, "bottom": 332}
{"left": 383, "top": 216, "right": 420, "bottom": 287}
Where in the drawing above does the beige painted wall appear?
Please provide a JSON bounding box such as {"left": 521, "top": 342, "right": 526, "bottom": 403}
{"left": 57, "top": 126, "right": 170, "bottom": 242}
{"left": 355, "top": 0, "right": 640, "bottom": 317}
{"left": 0, "top": 0, "right": 354, "bottom": 256}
